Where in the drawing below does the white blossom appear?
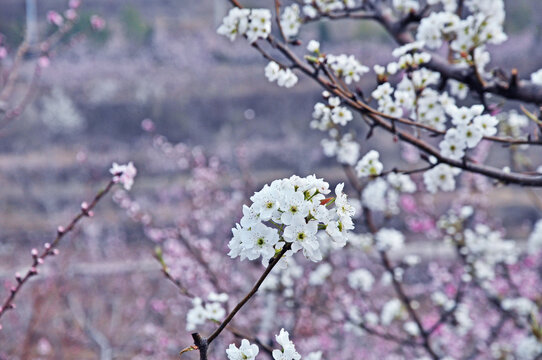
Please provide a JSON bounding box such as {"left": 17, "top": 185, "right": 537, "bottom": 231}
{"left": 423, "top": 164, "right": 461, "bottom": 193}
{"left": 281, "top": 4, "right": 301, "bottom": 39}
{"left": 375, "top": 228, "right": 404, "bottom": 251}
{"left": 110, "top": 162, "right": 137, "bottom": 190}
{"left": 348, "top": 268, "right": 375, "bottom": 292}
{"left": 228, "top": 176, "right": 355, "bottom": 265}
{"left": 355, "top": 150, "right": 383, "bottom": 177}
{"left": 326, "top": 54, "right": 369, "bottom": 84}
{"left": 265, "top": 61, "right": 298, "bottom": 88}
{"left": 273, "top": 329, "right": 301, "bottom": 360}
{"left": 531, "top": 68, "right": 542, "bottom": 86}
{"left": 307, "top": 40, "right": 320, "bottom": 53}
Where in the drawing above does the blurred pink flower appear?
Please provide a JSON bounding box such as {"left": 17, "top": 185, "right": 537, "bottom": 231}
{"left": 400, "top": 194, "right": 417, "bottom": 213}
{"left": 90, "top": 15, "right": 106, "bottom": 31}
{"left": 141, "top": 118, "right": 155, "bottom": 132}
{"left": 38, "top": 56, "right": 50, "bottom": 68}
{"left": 64, "top": 9, "right": 78, "bottom": 21}
{"left": 47, "top": 11, "right": 64, "bottom": 27}
{"left": 69, "top": 0, "right": 81, "bottom": 9}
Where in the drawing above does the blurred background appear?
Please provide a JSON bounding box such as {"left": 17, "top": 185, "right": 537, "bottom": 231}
{"left": 1, "top": 0, "right": 542, "bottom": 358}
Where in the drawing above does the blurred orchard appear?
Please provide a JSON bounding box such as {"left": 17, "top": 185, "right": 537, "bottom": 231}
{"left": 1, "top": 0, "right": 542, "bottom": 359}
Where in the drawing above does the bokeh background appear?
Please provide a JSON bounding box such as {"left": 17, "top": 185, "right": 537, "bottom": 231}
{"left": 1, "top": 0, "right": 542, "bottom": 358}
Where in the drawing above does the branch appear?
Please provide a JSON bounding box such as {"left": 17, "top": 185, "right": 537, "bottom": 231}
{"left": 183, "top": 244, "right": 291, "bottom": 358}
{"left": 0, "top": 177, "right": 117, "bottom": 323}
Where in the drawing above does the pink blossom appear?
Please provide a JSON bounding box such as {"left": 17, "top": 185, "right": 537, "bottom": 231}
{"left": 400, "top": 195, "right": 417, "bottom": 213}
{"left": 90, "top": 15, "right": 106, "bottom": 31}
{"left": 38, "top": 56, "right": 50, "bottom": 69}
{"left": 69, "top": 0, "right": 81, "bottom": 9}
{"left": 47, "top": 11, "right": 64, "bottom": 27}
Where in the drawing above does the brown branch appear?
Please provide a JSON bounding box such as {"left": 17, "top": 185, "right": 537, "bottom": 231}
{"left": 274, "top": 0, "right": 288, "bottom": 43}
{"left": 184, "top": 243, "right": 291, "bottom": 358}
{"left": 0, "top": 177, "right": 118, "bottom": 322}
{"left": 379, "top": 251, "right": 439, "bottom": 360}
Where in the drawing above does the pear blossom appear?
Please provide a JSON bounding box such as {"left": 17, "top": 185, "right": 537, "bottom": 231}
{"left": 355, "top": 150, "right": 383, "bottom": 177}
{"left": 228, "top": 175, "right": 355, "bottom": 265}
{"left": 331, "top": 106, "right": 353, "bottom": 126}
{"left": 423, "top": 164, "right": 461, "bottom": 193}
{"left": 348, "top": 269, "right": 375, "bottom": 292}
{"left": 326, "top": 54, "right": 369, "bottom": 84}
{"left": 185, "top": 293, "right": 229, "bottom": 331}
{"left": 217, "top": 8, "right": 271, "bottom": 43}
{"left": 227, "top": 339, "right": 260, "bottom": 360}
{"left": 531, "top": 69, "right": 542, "bottom": 86}
{"left": 457, "top": 123, "right": 483, "bottom": 148}
{"left": 375, "top": 228, "right": 404, "bottom": 251}
{"left": 307, "top": 40, "right": 320, "bottom": 53}
{"left": 265, "top": 61, "right": 298, "bottom": 88}
{"left": 381, "top": 298, "right": 404, "bottom": 325}
{"left": 281, "top": 4, "right": 301, "bottom": 39}
{"left": 273, "top": 328, "right": 301, "bottom": 360}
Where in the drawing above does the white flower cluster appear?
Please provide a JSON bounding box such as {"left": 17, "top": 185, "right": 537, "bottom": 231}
{"left": 438, "top": 220, "right": 518, "bottom": 281}
{"left": 516, "top": 336, "right": 542, "bottom": 360}
{"left": 228, "top": 329, "right": 302, "bottom": 360}
{"left": 110, "top": 162, "right": 137, "bottom": 190}
{"left": 186, "top": 292, "right": 229, "bottom": 331}
{"left": 302, "top": 0, "right": 358, "bottom": 18}
{"left": 227, "top": 339, "right": 259, "bottom": 360}
{"left": 392, "top": 42, "right": 433, "bottom": 70}
{"left": 326, "top": 54, "right": 370, "bottom": 84}
{"left": 265, "top": 61, "right": 298, "bottom": 88}
{"left": 310, "top": 96, "right": 353, "bottom": 130}
{"left": 217, "top": 8, "right": 272, "bottom": 43}
{"left": 439, "top": 104, "right": 498, "bottom": 160}
{"left": 448, "top": 79, "right": 469, "bottom": 100}
{"left": 431, "top": 292, "right": 473, "bottom": 334}
{"left": 273, "top": 328, "right": 301, "bottom": 360}
{"left": 502, "top": 297, "right": 538, "bottom": 319}
{"left": 308, "top": 262, "right": 332, "bottom": 286}
{"left": 363, "top": 173, "right": 416, "bottom": 214}
{"left": 321, "top": 133, "right": 359, "bottom": 166}
{"left": 371, "top": 77, "right": 443, "bottom": 127}
{"left": 531, "top": 69, "right": 542, "bottom": 86}
{"left": 423, "top": 164, "right": 461, "bottom": 194}
{"left": 348, "top": 268, "right": 375, "bottom": 292}
{"left": 281, "top": 4, "right": 301, "bottom": 39}
{"left": 228, "top": 175, "right": 355, "bottom": 265}
{"left": 502, "top": 110, "right": 529, "bottom": 141}
{"left": 380, "top": 298, "right": 405, "bottom": 325}
{"left": 414, "top": 88, "right": 450, "bottom": 131}
{"left": 261, "top": 258, "right": 303, "bottom": 296}
{"left": 464, "top": 225, "right": 518, "bottom": 281}
{"left": 375, "top": 228, "right": 405, "bottom": 252}
{"left": 355, "top": 150, "right": 383, "bottom": 177}
{"left": 416, "top": 0, "right": 506, "bottom": 73}
{"left": 431, "top": 291, "right": 456, "bottom": 311}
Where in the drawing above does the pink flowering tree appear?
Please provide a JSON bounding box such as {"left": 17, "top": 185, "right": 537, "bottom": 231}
{"left": 0, "top": 0, "right": 106, "bottom": 129}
